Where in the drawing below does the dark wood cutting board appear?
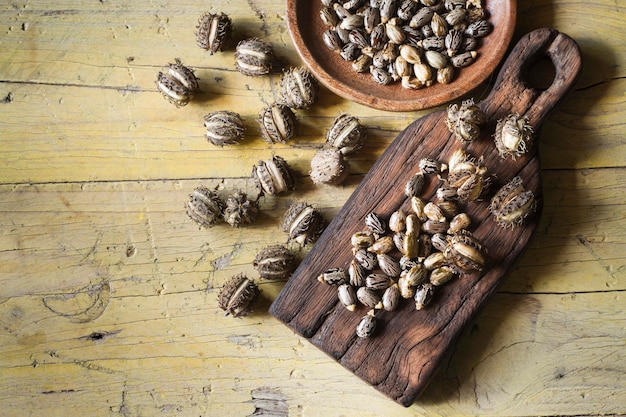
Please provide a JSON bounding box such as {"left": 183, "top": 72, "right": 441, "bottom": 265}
{"left": 269, "top": 28, "right": 582, "bottom": 407}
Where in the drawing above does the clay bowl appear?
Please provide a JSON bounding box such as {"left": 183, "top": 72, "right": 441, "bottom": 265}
{"left": 286, "top": 0, "right": 517, "bottom": 111}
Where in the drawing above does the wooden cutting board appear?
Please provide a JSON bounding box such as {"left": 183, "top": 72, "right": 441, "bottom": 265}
{"left": 269, "top": 28, "right": 582, "bottom": 407}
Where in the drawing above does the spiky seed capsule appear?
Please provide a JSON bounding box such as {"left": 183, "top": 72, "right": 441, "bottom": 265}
{"left": 280, "top": 67, "right": 319, "bottom": 109}
{"left": 223, "top": 191, "right": 259, "bottom": 228}
{"left": 444, "top": 229, "right": 486, "bottom": 273}
{"left": 489, "top": 176, "right": 537, "bottom": 228}
{"left": 186, "top": 186, "right": 225, "bottom": 228}
{"left": 235, "top": 38, "right": 273, "bottom": 76}
{"left": 258, "top": 103, "right": 296, "bottom": 144}
{"left": 356, "top": 310, "right": 377, "bottom": 338}
{"left": 204, "top": 110, "right": 245, "bottom": 147}
{"left": 445, "top": 98, "right": 487, "bottom": 143}
{"left": 253, "top": 245, "right": 296, "bottom": 280}
{"left": 326, "top": 113, "right": 368, "bottom": 155}
{"left": 196, "top": 12, "right": 233, "bottom": 54}
{"left": 218, "top": 274, "right": 261, "bottom": 317}
{"left": 280, "top": 202, "right": 326, "bottom": 245}
{"left": 156, "top": 59, "right": 199, "bottom": 107}
{"left": 310, "top": 148, "right": 351, "bottom": 186}
{"left": 251, "top": 155, "right": 296, "bottom": 196}
{"left": 494, "top": 113, "right": 535, "bottom": 159}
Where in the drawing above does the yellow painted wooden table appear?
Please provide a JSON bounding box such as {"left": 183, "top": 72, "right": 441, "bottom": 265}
{"left": 1, "top": 1, "right": 624, "bottom": 416}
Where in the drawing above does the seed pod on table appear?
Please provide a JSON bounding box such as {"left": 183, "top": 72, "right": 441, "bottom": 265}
{"left": 156, "top": 59, "right": 199, "bottom": 107}
{"left": 444, "top": 229, "right": 486, "bottom": 273}
{"left": 251, "top": 155, "right": 296, "bottom": 196}
{"left": 196, "top": 12, "right": 233, "bottom": 54}
{"left": 494, "top": 113, "right": 535, "bottom": 160}
{"left": 382, "top": 283, "right": 400, "bottom": 312}
{"left": 445, "top": 98, "right": 486, "bottom": 143}
{"left": 326, "top": 113, "right": 367, "bottom": 155}
{"left": 418, "top": 158, "right": 441, "bottom": 175}
{"left": 414, "top": 282, "right": 435, "bottom": 310}
{"left": 223, "top": 191, "right": 259, "bottom": 228}
{"left": 186, "top": 186, "right": 225, "bottom": 228}
{"left": 280, "top": 66, "right": 319, "bottom": 109}
{"left": 281, "top": 202, "right": 326, "bottom": 245}
{"left": 258, "top": 103, "right": 296, "bottom": 144}
{"left": 235, "top": 38, "right": 273, "bottom": 76}
{"left": 310, "top": 148, "right": 350, "bottom": 186}
{"left": 253, "top": 244, "right": 296, "bottom": 280}
{"left": 356, "top": 310, "right": 377, "bottom": 338}
{"left": 218, "top": 274, "right": 261, "bottom": 317}
{"left": 204, "top": 110, "right": 245, "bottom": 147}
{"left": 489, "top": 176, "right": 537, "bottom": 228}
{"left": 318, "top": 268, "right": 348, "bottom": 285}
{"left": 338, "top": 284, "right": 358, "bottom": 311}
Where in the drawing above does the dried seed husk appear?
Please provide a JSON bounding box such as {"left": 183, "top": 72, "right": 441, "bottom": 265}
{"left": 196, "top": 12, "right": 233, "bottom": 54}
{"left": 445, "top": 98, "right": 486, "bottom": 143}
{"left": 204, "top": 110, "right": 245, "bottom": 147}
{"left": 365, "top": 273, "right": 393, "bottom": 290}
{"left": 252, "top": 155, "right": 296, "bottom": 196}
{"left": 318, "top": 267, "right": 348, "bottom": 285}
{"left": 489, "top": 176, "right": 537, "bottom": 228}
{"left": 310, "top": 148, "right": 350, "bottom": 185}
{"left": 402, "top": 75, "right": 425, "bottom": 89}
{"left": 494, "top": 113, "right": 535, "bottom": 159}
{"left": 356, "top": 309, "right": 377, "bottom": 338}
{"left": 419, "top": 158, "right": 441, "bottom": 175}
{"left": 156, "top": 59, "right": 199, "bottom": 107}
{"left": 430, "top": 265, "right": 456, "bottom": 285}
{"left": 326, "top": 113, "right": 367, "bottom": 155}
{"left": 414, "top": 282, "right": 435, "bottom": 310}
{"left": 356, "top": 287, "right": 382, "bottom": 308}
{"left": 218, "top": 274, "right": 261, "bottom": 317}
{"left": 377, "top": 253, "right": 402, "bottom": 278}
{"left": 280, "top": 202, "right": 326, "bottom": 245}
{"left": 338, "top": 284, "right": 358, "bottom": 311}
{"left": 444, "top": 230, "right": 486, "bottom": 273}
{"left": 280, "top": 66, "right": 319, "bottom": 109}
{"left": 235, "top": 38, "right": 273, "bottom": 76}
{"left": 186, "top": 186, "right": 225, "bottom": 228}
{"left": 253, "top": 244, "right": 296, "bottom": 280}
{"left": 258, "top": 103, "right": 296, "bottom": 144}
{"left": 382, "top": 283, "right": 401, "bottom": 311}
{"left": 223, "top": 191, "right": 259, "bottom": 228}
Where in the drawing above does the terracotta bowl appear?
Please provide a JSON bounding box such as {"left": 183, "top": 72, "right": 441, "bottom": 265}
{"left": 286, "top": 0, "right": 517, "bottom": 111}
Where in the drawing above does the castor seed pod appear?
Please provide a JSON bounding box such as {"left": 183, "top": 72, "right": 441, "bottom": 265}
{"left": 414, "top": 282, "right": 434, "bottom": 310}
{"left": 280, "top": 66, "right": 319, "bottom": 109}
{"left": 196, "top": 12, "right": 233, "bottom": 54}
{"left": 489, "top": 176, "right": 537, "bottom": 228}
{"left": 186, "top": 186, "right": 225, "bottom": 228}
{"left": 382, "top": 283, "right": 400, "bottom": 312}
{"left": 494, "top": 113, "right": 535, "bottom": 160}
{"left": 310, "top": 148, "right": 350, "bottom": 185}
{"left": 356, "top": 287, "right": 382, "bottom": 309}
{"left": 258, "top": 103, "right": 296, "bottom": 144}
{"left": 444, "top": 230, "right": 486, "bottom": 273}
{"left": 445, "top": 98, "right": 486, "bottom": 143}
{"left": 235, "top": 38, "right": 273, "bottom": 76}
{"left": 223, "top": 191, "right": 259, "bottom": 228}
{"left": 251, "top": 155, "right": 296, "bottom": 196}
{"left": 280, "top": 202, "right": 326, "bottom": 245}
{"left": 156, "top": 59, "right": 199, "bottom": 107}
{"left": 318, "top": 268, "right": 348, "bottom": 285}
{"left": 253, "top": 244, "right": 296, "bottom": 280}
{"left": 356, "top": 310, "right": 377, "bottom": 338}
{"left": 204, "top": 110, "right": 245, "bottom": 147}
{"left": 338, "top": 284, "right": 358, "bottom": 311}
{"left": 218, "top": 274, "right": 261, "bottom": 317}
{"left": 326, "top": 113, "right": 367, "bottom": 155}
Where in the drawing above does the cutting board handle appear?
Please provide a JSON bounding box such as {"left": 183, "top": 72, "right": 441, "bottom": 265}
{"left": 482, "top": 28, "right": 582, "bottom": 127}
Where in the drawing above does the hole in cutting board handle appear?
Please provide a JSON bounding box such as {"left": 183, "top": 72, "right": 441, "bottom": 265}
{"left": 525, "top": 56, "right": 557, "bottom": 91}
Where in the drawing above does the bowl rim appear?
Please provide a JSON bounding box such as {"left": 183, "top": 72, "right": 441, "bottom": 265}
{"left": 286, "top": 0, "right": 517, "bottom": 112}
